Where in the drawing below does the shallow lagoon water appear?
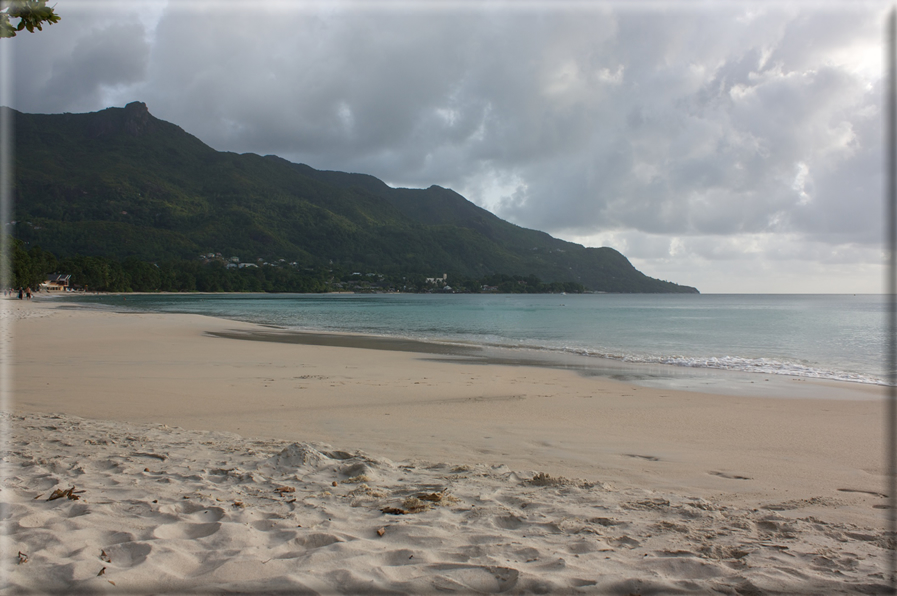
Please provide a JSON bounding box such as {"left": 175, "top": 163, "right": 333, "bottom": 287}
{"left": 61, "top": 293, "right": 885, "bottom": 390}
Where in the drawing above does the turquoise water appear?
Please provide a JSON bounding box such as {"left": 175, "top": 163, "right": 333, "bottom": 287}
{"left": 61, "top": 293, "right": 886, "bottom": 386}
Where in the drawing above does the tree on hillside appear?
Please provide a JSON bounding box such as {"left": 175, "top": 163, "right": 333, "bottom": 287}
{"left": 8, "top": 238, "right": 55, "bottom": 288}
{"left": 1, "top": 0, "right": 60, "bottom": 38}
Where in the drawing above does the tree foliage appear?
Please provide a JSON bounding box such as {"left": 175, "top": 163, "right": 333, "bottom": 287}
{"left": 7, "top": 241, "right": 586, "bottom": 295}
{"left": 1, "top": 0, "right": 60, "bottom": 38}
{"left": 11, "top": 104, "right": 699, "bottom": 293}
{"left": 6, "top": 238, "right": 55, "bottom": 288}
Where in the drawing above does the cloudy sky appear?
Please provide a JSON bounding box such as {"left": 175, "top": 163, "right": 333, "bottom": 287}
{"left": 5, "top": 0, "right": 890, "bottom": 292}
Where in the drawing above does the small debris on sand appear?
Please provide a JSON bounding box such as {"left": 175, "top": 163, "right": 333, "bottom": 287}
{"left": 401, "top": 497, "right": 432, "bottom": 513}
{"left": 381, "top": 507, "right": 408, "bottom": 515}
{"left": 47, "top": 486, "right": 82, "bottom": 501}
{"left": 529, "top": 472, "right": 574, "bottom": 487}
{"left": 343, "top": 474, "right": 370, "bottom": 484}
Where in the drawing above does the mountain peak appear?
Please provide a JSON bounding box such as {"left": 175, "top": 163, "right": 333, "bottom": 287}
{"left": 124, "top": 101, "right": 149, "bottom": 116}
{"left": 121, "top": 101, "right": 152, "bottom": 136}
{"left": 88, "top": 101, "right": 155, "bottom": 138}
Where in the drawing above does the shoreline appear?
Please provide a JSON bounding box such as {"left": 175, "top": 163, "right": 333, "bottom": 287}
{"left": 2, "top": 298, "right": 891, "bottom": 592}
{"left": 41, "top": 293, "right": 887, "bottom": 398}
{"left": 207, "top": 326, "right": 884, "bottom": 402}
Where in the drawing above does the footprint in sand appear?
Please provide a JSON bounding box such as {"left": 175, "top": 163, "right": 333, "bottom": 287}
{"left": 589, "top": 517, "right": 627, "bottom": 528}
{"left": 99, "top": 530, "right": 136, "bottom": 546}
{"left": 494, "top": 515, "right": 526, "bottom": 530}
{"left": 292, "top": 533, "right": 344, "bottom": 549}
{"left": 426, "top": 563, "right": 520, "bottom": 593}
{"left": 565, "top": 539, "right": 598, "bottom": 555}
{"left": 153, "top": 522, "right": 221, "bottom": 540}
{"left": 513, "top": 546, "right": 540, "bottom": 561}
{"left": 643, "top": 556, "right": 728, "bottom": 579}
{"left": 379, "top": 548, "right": 419, "bottom": 566}
{"left": 185, "top": 507, "right": 227, "bottom": 523}
{"left": 15, "top": 510, "right": 56, "bottom": 529}
{"left": 608, "top": 535, "right": 640, "bottom": 549}
{"left": 104, "top": 542, "right": 152, "bottom": 567}
{"left": 256, "top": 527, "right": 299, "bottom": 547}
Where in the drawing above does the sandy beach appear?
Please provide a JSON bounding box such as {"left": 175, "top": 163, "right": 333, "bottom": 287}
{"left": 1, "top": 298, "right": 891, "bottom": 594}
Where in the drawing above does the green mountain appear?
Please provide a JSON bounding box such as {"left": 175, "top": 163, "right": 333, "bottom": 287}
{"left": 9, "top": 102, "right": 698, "bottom": 293}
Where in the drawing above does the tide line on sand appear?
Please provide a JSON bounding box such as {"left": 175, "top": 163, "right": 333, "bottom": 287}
{"left": 1, "top": 412, "right": 890, "bottom": 594}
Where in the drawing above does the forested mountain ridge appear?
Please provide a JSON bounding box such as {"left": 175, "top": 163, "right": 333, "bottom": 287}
{"left": 10, "top": 102, "right": 698, "bottom": 293}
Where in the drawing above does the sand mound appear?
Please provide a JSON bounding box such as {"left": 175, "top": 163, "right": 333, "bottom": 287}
{"left": 267, "top": 443, "right": 332, "bottom": 470}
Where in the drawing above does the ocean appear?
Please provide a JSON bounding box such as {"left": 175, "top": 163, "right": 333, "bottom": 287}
{"left": 59, "top": 293, "right": 886, "bottom": 387}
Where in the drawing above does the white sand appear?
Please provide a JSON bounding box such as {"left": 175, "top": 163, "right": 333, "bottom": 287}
{"left": 1, "top": 298, "right": 892, "bottom": 593}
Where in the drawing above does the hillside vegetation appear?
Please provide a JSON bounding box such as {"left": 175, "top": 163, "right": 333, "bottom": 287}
{"left": 10, "top": 102, "right": 697, "bottom": 293}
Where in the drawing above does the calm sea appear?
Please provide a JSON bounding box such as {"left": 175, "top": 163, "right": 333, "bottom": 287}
{"left": 59, "top": 293, "right": 885, "bottom": 386}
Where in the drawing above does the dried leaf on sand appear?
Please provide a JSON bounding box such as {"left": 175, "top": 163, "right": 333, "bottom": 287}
{"left": 47, "top": 486, "right": 82, "bottom": 501}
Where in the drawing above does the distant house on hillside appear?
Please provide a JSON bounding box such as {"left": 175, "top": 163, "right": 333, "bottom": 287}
{"left": 426, "top": 274, "right": 447, "bottom": 285}
{"left": 41, "top": 274, "right": 71, "bottom": 292}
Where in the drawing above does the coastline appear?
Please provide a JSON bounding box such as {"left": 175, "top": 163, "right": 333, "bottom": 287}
{"left": 206, "top": 326, "right": 885, "bottom": 402}
{"left": 50, "top": 291, "right": 888, "bottom": 390}
{"left": 2, "top": 298, "right": 891, "bottom": 593}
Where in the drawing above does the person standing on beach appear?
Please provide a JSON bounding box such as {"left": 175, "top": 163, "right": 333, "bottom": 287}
{"left": 17, "top": 288, "right": 23, "bottom": 300}
{"left": 25, "top": 287, "right": 32, "bottom": 300}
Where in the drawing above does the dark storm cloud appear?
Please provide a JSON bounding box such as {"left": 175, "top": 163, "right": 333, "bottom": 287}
{"left": 142, "top": 7, "right": 487, "bottom": 172}
{"left": 6, "top": 2, "right": 886, "bottom": 291}
{"left": 11, "top": 6, "right": 149, "bottom": 113}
